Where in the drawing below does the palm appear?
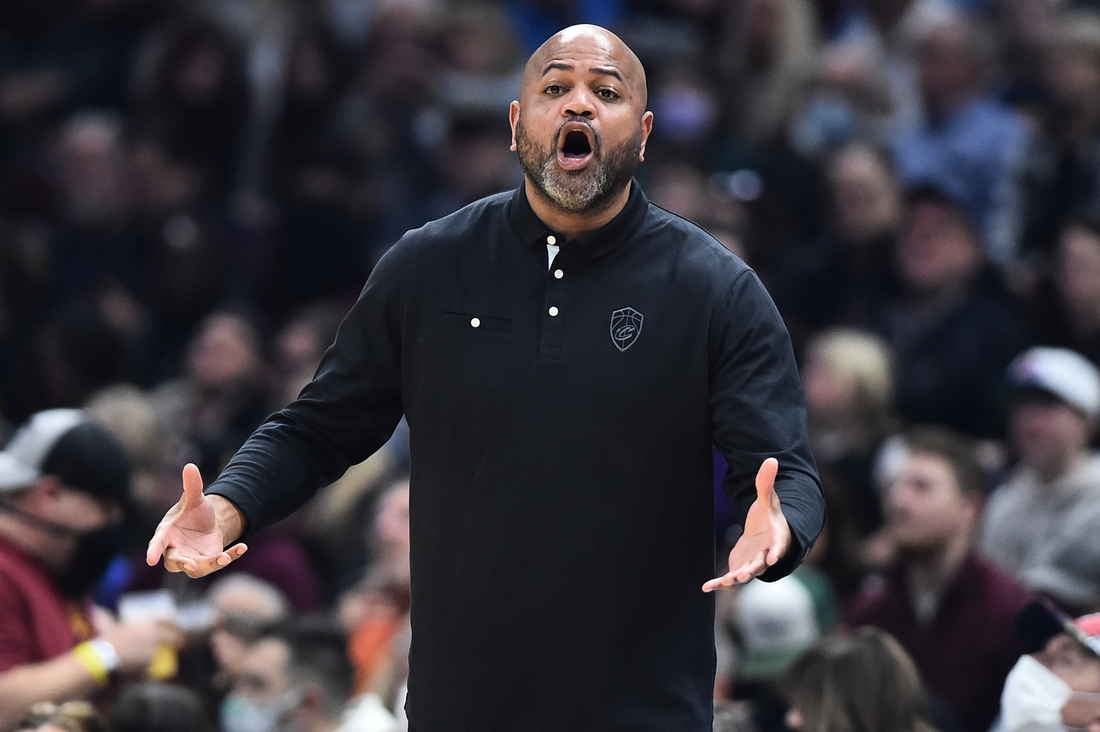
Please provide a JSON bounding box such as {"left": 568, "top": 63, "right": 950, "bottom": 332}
{"left": 703, "top": 457, "right": 791, "bottom": 592}
{"left": 146, "top": 463, "right": 247, "bottom": 577}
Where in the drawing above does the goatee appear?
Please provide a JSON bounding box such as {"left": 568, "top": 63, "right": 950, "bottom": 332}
{"left": 515, "top": 116, "right": 642, "bottom": 214}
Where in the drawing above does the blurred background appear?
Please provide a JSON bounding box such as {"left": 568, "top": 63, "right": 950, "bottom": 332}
{"left": 5, "top": 0, "right": 1100, "bottom": 730}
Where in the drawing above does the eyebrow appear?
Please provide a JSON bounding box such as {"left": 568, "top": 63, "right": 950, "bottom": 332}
{"left": 541, "top": 61, "right": 624, "bottom": 82}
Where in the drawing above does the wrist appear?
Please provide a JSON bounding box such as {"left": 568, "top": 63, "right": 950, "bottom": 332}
{"left": 72, "top": 639, "right": 119, "bottom": 684}
{"left": 207, "top": 493, "right": 247, "bottom": 545}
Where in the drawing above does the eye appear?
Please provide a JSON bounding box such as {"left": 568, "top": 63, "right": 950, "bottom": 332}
{"left": 545, "top": 83, "right": 564, "bottom": 95}
{"left": 597, "top": 88, "right": 620, "bottom": 100}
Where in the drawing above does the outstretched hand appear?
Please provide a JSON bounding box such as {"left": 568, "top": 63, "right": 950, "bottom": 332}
{"left": 146, "top": 463, "right": 247, "bottom": 578}
{"left": 702, "top": 457, "right": 791, "bottom": 592}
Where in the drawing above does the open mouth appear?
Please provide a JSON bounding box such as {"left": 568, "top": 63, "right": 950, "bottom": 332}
{"left": 557, "top": 124, "right": 595, "bottom": 170}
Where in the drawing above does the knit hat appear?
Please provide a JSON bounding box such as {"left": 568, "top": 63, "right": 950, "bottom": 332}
{"left": 0, "top": 409, "right": 131, "bottom": 506}
{"left": 732, "top": 573, "right": 823, "bottom": 680}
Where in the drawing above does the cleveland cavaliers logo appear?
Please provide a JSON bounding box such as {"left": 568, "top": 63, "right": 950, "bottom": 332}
{"left": 610, "top": 307, "right": 644, "bottom": 352}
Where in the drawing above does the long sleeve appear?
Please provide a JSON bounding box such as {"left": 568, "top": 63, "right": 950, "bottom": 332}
{"left": 205, "top": 240, "right": 408, "bottom": 534}
{"left": 708, "top": 269, "right": 825, "bottom": 580}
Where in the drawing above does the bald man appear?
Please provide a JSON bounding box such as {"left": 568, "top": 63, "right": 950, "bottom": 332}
{"left": 148, "top": 26, "right": 825, "bottom": 732}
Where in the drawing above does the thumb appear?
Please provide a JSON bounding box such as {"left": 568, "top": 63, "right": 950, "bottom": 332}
{"left": 755, "top": 457, "right": 779, "bottom": 502}
{"left": 180, "top": 463, "right": 205, "bottom": 510}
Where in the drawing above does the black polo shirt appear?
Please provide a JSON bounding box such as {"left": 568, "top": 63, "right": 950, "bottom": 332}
{"left": 207, "top": 181, "right": 824, "bottom": 732}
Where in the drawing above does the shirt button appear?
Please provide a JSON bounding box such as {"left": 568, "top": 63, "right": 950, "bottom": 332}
{"left": 553, "top": 269, "right": 564, "bottom": 279}
{"left": 470, "top": 317, "right": 481, "bottom": 328}
{"left": 546, "top": 235, "right": 557, "bottom": 246}
{"left": 548, "top": 306, "right": 559, "bottom": 317}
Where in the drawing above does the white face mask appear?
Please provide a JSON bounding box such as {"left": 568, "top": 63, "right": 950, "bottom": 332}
{"left": 220, "top": 688, "right": 302, "bottom": 732}
{"left": 1002, "top": 654, "right": 1073, "bottom": 731}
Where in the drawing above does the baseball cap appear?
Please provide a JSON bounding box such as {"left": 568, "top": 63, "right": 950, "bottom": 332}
{"left": 732, "top": 573, "right": 823, "bottom": 681}
{"left": 1007, "top": 347, "right": 1100, "bottom": 421}
{"left": 1017, "top": 598, "right": 1100, "bottom": 659}
{"left": 0, "top": 409, "right": 131, "bottom": 507}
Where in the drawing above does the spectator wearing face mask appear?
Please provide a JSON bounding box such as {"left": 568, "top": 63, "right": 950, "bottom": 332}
{"left": 222, "top": 617, "right": 398, "bottom": 732}
{"left": 0, "top": 410, "right": 178, "bottom": 731}
{"left": 996, "top": 599, "right": 1100, "bottom": 732}
{"left": 980, "top": 347, "right": 1100, "bottom": 615}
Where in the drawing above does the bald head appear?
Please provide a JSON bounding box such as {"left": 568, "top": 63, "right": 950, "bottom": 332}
{"left": 521, "top": 25, "right": 648, "bottom": 110}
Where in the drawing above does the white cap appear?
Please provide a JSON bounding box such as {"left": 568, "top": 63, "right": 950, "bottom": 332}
{"left": 1008, "top": 347, "right": 1100, "bottom": 420}
{"left": 731, "top": 574, "right": 820, "bottom": 680}
{"left": 0, "top": 409, "right": 85, "bottom": 492}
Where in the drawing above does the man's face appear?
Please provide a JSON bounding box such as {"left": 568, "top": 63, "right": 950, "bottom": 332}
{"left": 1010, "top": 393, "right": 1091, "bottom": 471}
{"left": 509, "top": 27, "right": 652, "bottom": 214}
{"left": 236, "top": 638, "right": 292, "bottom": 703}
{"left": 885, "top": 452, "right": 975, "bottom": 551}
{"left": 897, "top": 201, "right": 982, "bottom": 293}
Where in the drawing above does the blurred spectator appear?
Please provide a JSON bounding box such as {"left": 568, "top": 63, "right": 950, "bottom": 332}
{"left": 1001, "top": 12, "right": 1100, "bottom": 261}
{"left": 1027, "top": 212, "right": 1100, "bottom": 369}
{"left": 997, "top": 599, "right": 1100, "bottom": 732}
{"left": 436, "top": 3, "right": 524, "bottom": 116}
{"left": 781, "top": 626, "right": 938, "bottom": 732}
{"left": 716, "top": 0, "right": 819, "bottom": 150}
{"left": 981, "top": 347, "right": 1100, "bottom": 614}
{"left": 136, "top": 18, "right": 250, "bottom": 201}
{"left": 773, "top": 142, "right": 901, "bottom": 348}
{"left": 788, "top": 42, "right": 894, "bottom": 158}
{"left": 891, "top": 10, "right": 1030, "bottom": 263}
{"left": 206, "top": 574, "right": 291, "bottom": 685}
{"left": 259, "top": 22, "right": 365, "bottom": 322}
{"left": 873, "top": 184, "right": 1030, "bottom": 437}
{"left": 712, "top": 702, "right": 759, "bottom": 732}
{"left": 270, "top": 302, "right": 345, "bottom": 412}
{"left": 109, "top": 681, "right": 216, "bottom": 732}
{"left": 339, "top": 481, "right": 411, "bottom": 705}
{"left": 222, "top": 616, "right": 398, "bottom": 732}
{"left": 846, "top": 426, "right": 1032, "bottom": 732}
{"left": 0, "top": 410, "right": 176, "bottom": 731}
{"left": 152, "top": 311, "right": 271, "bottom": 482}
{"left": 15, "top": 700, "right": 107, "bottom": 732}
{"left": 46, "top": 111, "right": 135, "bottom": 305}
{"left": 801, "top": 328, "right": 897, "bottom": 536}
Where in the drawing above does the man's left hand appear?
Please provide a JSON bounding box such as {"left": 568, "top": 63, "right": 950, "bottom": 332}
{"left": 702, "top": 457, "right": 791, "bottom": 592}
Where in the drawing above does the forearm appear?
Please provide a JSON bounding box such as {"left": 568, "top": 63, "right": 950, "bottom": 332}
{"left": 0, "top": 654, "right": 99, "bottom": 731}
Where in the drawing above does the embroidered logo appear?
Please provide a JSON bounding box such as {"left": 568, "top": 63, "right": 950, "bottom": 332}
{"left": 610, "top": 307, "right": 644, "bottom": 351}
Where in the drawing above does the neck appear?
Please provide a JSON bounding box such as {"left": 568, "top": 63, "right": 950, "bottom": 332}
{"left": 904, "top": 530, "right": 971, "bottom": 598}
{"left": 524, "top": 178, "right": 630, "bottom": 240}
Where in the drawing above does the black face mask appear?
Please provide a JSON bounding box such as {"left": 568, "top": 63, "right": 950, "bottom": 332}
{"left": 0, "top": 499, "right": 131, "bottom": 600}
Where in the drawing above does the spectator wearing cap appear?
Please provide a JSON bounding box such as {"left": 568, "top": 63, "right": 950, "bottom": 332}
{"left": 0, "top": 410, "right": 177, "bottom": 731}
{"left": 873, "top": 184, "right": 1031, "bottom": 438}
{"left": 846, "top": 426, "right": 1032, "bottom": 732}
{"left": 981, "top": 347, "right": 1100, "bottom": 615}
{"left": 996, "top": 599, "right": 1100, "bottom": 732}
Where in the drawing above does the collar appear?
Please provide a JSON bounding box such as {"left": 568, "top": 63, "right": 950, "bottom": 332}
{"left": 507, "top": 179, "right": 650, "bottom": 261}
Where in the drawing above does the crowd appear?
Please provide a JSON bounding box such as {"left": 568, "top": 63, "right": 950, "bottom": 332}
{"left": 3, "top": 0, "right": 1100, "bottom": 730}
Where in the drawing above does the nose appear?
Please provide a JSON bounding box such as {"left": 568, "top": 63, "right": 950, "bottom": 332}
{"left": 563, "top": 87, "right": 596, "bottom": 119}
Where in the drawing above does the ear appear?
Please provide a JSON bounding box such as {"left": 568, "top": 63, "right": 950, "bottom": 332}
{"left": 638, "top": 111, "right": 654, "bottom": 162}
{"left": 19, "top": 476, "right": 63, "bottom": 509}
{"left": 509, "top": 101, "right": 520, "bottom": 152}
{"left": 297, "top": 681, "right": 325, "bottom": 718}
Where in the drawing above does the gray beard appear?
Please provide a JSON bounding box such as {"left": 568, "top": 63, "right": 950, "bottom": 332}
{"left": 515, "top": 116, "right": 641, "bottom": 214}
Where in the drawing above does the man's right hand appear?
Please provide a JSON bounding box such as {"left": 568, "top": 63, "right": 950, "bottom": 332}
{"left": 145, "top": 463, "right": 247, "bottom": 578}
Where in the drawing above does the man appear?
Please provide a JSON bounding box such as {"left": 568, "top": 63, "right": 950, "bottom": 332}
{"left": 846, "top": 426, "right": 1032, "bottom": 732}
{"left": 0, "top": 409, "right": 176, "bottom": 731}
{"left": 981, "top": 347, "right": 1100, "bottom": 615}
{"left": 221, "top": 618, "right": 397, "bottom": 732}
{"left": 874, "top": 183, "right": 1030, "bottom": 437}
{"left": 148, "top": 25, "right": 825, "bottom": 732}
{"left": 998, "top": 599, "right": 1100, "bottom": 732}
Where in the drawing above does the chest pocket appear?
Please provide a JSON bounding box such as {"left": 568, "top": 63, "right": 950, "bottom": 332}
{"left": 441, "top": 312, "right": 513, "bottom": 336}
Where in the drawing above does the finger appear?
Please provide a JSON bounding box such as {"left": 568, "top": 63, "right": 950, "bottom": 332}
{"left": 146, "top": 530, "right": 166, "bottom": 567}
{"left": 755, "top": 457, "right": 779, "bottom": 501}
{"left": 214, "top": 543, "right": 248, "bottom": 567}
{"left": 702, "top": 551, "right": 767, "bottom": 592}
{"left": 180, "top": 463, "right": 205, "bottom": 510}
